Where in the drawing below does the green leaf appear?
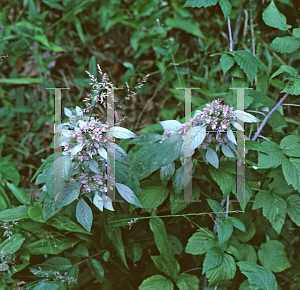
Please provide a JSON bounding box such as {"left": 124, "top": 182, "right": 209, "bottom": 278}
{"left": 151, "top": 255, "right": 180, "bottom": 278}
{"left": 234, "top": 50, "right": 259, "bottom": 84}
{"left": 6, "top": 181, "right": 31, "bottom": 205}
{"left": 87, "top": 259, "right": 104, "bottom": 283}
{"left": 30, "top": 281, "right": 62, "bottom": 290}
{"left": 282, "top": 77, "right": 300, "bottom": 95}
{"left": 206, "top": 253, "right": 236, "bottom": 287}
{"left": 206, "top": 147, "right": 219, "bottom": 168}
{"left": 149, "top": 216, "right": 179, "bottom": 279}
{"left": 30, "top": 257, "right": 72, "bottom": 278}
{"left": 165, "top": 17, "right": 204, "bottom": 38}
{"left": 257, "top": 141, "right": 285, "bottom": 169}
{"left": 270, "top": 37, "right": 300, "bottom": 53}
{"left": 207, "top": 199, "right": 226, "bottom": 218}
{"left": 219, "top": 0, "right": 231, "bottom": 19}
{"left": 115, "top": 182, "right": 142, "bottom": 208}
{"left": 236, "top": 222, "right": 256, "bottom": 243}
{"left": 258, "top": 240, "right": 291, "bottom": 272}
{"left": 252, "top": 190, "right": 287, "bottom": 234}
{"left": 282, "top": 158, "right": 300, "bottom": 192}
{"left": 138, "top": 274, "right": 174, "bottom": 290}
{"left": 174, "top": 273, "right": 200, "bottom": 290}
{"left": 0, "top": 185, "right": 10, "bottom": 210}
{"left": 287, "top": 194, "right": 300, "bottom": 226}
{"left": 126, "top": 242, "right": 143, "bottom": 264}
{"left": 0, "top": 205, "right": 29, "bottom": 221}
{"left": 0, "top": 78, "right": 43, "bottom": 84}
{"left": 209, "top": 163, "right": 236, "bottom": 195}
{"left": 183, "top": 0, "right": 218, "bottom": 8}
{"left": 24, "top": 238, "right": 79, "bottom": 255}
{"left": 220, "top": 54, "right": 235, "bottom": 75}
{"left": 216, "top": 218, "right": 233, "bottom": 243}
{"left": 59, "top": 182, "right": 81, "bottom": 208}
{"left": 0, "top": 234, "right": 25, "bottom": 255}
{"left": 28, "top": 202, "right": 44, "bottom": 223}
{"left": 46, "top": 215, "right": 92, "bottom": 235}
{"left": 202, "top": 247, "right": 223, "bottom": 274}
{"left": 185, "top": 228, "right": 218, "bottom": 255}
{"left": 104, "top": 223, "right": 128, "bottom": 269}
{"left": 160, "top": 162, "right": 175, "bottom": 186}
{"left": 270, "top": 65, "right": 299, "bottom": 83}
{"left": 88, "top": 56, "right": 97, "bottom": 77}
{"left": 237, "top": 261, "right": 278, "bottom": 290}
{"left": 76, "top": 198, "right": 93, "bottom": 232}
{"left": 262, "top": 1, "right": 291, "bottom": 31}
{"left": 139, "top": 180, "right": 169, "bottom": 209}
{"left": 227, "top": 217, "right": 246, "bottom": 232}
{"left": 172, "top": 166, "right": 185, "bottom": 194}
{"left": 280, "top": 135, "right": 300, "bottom": 157}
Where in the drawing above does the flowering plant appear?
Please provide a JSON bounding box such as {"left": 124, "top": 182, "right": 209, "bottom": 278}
{"left": 34, "top": 66, "right": 143, "bottom": 232}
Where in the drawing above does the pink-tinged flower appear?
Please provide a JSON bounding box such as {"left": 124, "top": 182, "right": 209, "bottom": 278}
{"left": 94, "top": 142, "right": 99, "bottom": 148}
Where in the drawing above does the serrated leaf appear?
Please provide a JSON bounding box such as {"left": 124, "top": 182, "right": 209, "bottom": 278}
{"left": 206, "top": 253, "right": 236, "bottom": 287}
{"left": 172, "top": 166, "right": 185, "bottom": 194}
{"left": 270, "top": 65, "right": 299, "bottom": 84}
{"left": 202, "top": 247, "right": 223, "bottom": 274}
{"left": 252, "top": 190, "right": 286, "bottom": 234}
{"left": 227, "top": 217, "right": 246, "bottom": 232}
{"left": 183, "top": 0, "right": 218, "bottom": 8}
{"left": 258, "top": 240, "right": 291, "bottom": 272}
{"left": 115, "top": 182, "right": 142, "bottom": 208}
{"left": 58, "top": 182, "right": 81, "bottom": 208}
{"left": 139, "top": 180, "right": 169, "bottom": 209}
{"left": 237, "top": 261, "right": 278, "bottom": 290}
{"left": 282, "top": 158, "right": 300, "bottom": 192}
{"left": 185, "top": 228, "right": 218, "bottom": 255}
{"left": 76, "top": 198, "right": 93, "bottom": 232}
{"left": 262, "top": 0, "right": 291, "bottom": 30}
{"left": 175, "top": 273, "right": 199, "bottom": 290}
{"left": 221, "top": 143, "right": 236, "bottom": 157}
{"left": 282, "top": 77, "right": 300, "bottom": 95}
{"left": 270, "top": 36, "right": 300, "bottom": 53}
{"left": 207, "top": 199, "right": 226, "bottom": 217}
{"left": 209, "top": 165, "right": 236, "bottom": 195}
{"left": 220, "top": 54, "right": 235, "bottom": 75}
{"left": 138, "top": 274, "right": 174, "bottom": 290}
{"left": 287, "top": 194, "right": 300, "bottom": 226}
{"left": 216, "top": 218, "right": 233, "bottom": 243}
{"left": 93, "top": 194, "right": 103, "bottom": 211}
{"left": 234, "top": 51, "right": 259, "bottom": 83}
{"left": 280, "top": 135, "right": 300, "bottom": 157}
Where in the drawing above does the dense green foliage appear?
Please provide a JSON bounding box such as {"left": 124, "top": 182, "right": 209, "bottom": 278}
{"left": 0, "top": 0, "right": 300, "bottom": 289}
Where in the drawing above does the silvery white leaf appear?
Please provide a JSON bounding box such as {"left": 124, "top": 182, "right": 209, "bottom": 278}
{"left": 230, "top": 121, "right": 244, "bottom": 131}
{"left": 101, "top": 194, "right": 115, "bottom": 211}
{"left": 227, "top": 130, "right": 237, "bottom": 145}
{"left": 89, "top": 160, "right": 101, "bottom": 174}
{"left": 64, "top": 107, "right": 72, "bottom": 117}
{"left": 108, "top": 127, "right": 137, "bottom": 139}
{"left": 78, "top": 120, "right": 86, "bottom": 128}
{"left": 221, "top": 143, "right": 236, "bottom": 157}
{"left": 191, "top": 110, "right": 202, "bottom": 121}
{"left": 206, "top": 147, "right": 219, "bottom": 168}
{"left": 235, "top": 110, "right": 261, "bottom": 123}
{"left": 71, "top": 144, "right": 83, "bottom": 156}
{"left": 115, "top": 183, "right": 142, "bottom": 208}
{"left": 93, "top": 194, "right": 103, "bottom": 211}
{"left": 75, "top": 106, "right": 83, "bottom": 117}
{"left": 159, "top": 120, "right": 183, "bottom": 131}
{"left": 98, "top": 146, "right": 107, "bottom": 160}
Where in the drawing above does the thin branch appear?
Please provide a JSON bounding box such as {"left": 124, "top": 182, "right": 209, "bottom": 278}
{"left": 251, "top": 92, "right": 289, "bottom": 141}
